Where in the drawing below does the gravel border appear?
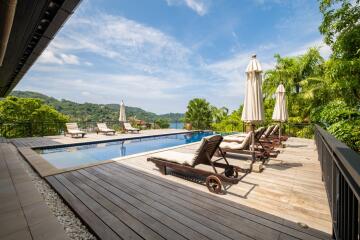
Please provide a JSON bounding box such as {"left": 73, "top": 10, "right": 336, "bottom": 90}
{"left": 20, "top": 157, "right": 97, "bottom": 240}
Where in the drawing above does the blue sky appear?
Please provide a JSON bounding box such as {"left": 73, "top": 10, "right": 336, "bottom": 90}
{"left": 15, "top": 0, "right": 331, "bottom": 114}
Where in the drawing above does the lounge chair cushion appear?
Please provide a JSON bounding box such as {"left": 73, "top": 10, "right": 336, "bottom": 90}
{"left": 66, "top": 123, "right": 80, "bottom": 130}
{"left": 68, "top": 129, "right": 84, "bottom": 134}
{"left": 221, "top": 132, "right": 252, "bottom": 150}
{"left": 223, "top": 135, "right": 246, "bottom": 142}
{"left": 151, "top": 151, "right": 197, "bottom": 166}
{"left": 66, "top": 123, "right": 85, "bottom": 134}
{"left": 220, "top": 142, "right": 244, "bottom": 150}
{"left": 97, "top": 123, "right": 114, "bottom": 132}
{"left": 124, "top": 122, "right": 139, "bottom": 131}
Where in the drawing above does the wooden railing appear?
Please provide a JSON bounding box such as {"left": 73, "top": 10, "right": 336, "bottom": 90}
{"left": 315, "top": 125, "right": 360, "bottom": 239}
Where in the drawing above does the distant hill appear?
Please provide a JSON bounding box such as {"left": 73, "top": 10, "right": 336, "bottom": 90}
{"left": 11, "top": 91, "right": 184, "bottom": 122}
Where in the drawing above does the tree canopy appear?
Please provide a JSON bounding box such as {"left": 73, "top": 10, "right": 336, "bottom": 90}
{"left": 0, "top": 96, "right": 69, "bottom": 137}
{"left": 319, "top": 0, "right": 360, "bottom": 105}
{"left": 185, "top": 98, "right": 212, "bottom": 130}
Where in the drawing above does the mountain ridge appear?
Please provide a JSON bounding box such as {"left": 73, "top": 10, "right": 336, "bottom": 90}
{"left": 10, "top": 91, "right": 184, "bottom": 122}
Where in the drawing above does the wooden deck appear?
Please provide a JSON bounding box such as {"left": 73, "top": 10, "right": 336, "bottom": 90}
{"left": 114, "top": 137, "right": 332, "bottom": 234}
{"left": 46, "top": 163, "right": 330, "bottom": 240}
{"left": 10, "top": 132, "right": 332, "bottom": 240}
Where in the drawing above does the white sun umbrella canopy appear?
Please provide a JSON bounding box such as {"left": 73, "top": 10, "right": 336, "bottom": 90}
{"left": 272, "top": 84, "right": 288, "bottom": 139}
{"left": 241, "top": 55, "right": 265, "bottom": 152}
{"left": 119, "top": 100, "right": 126, "bottom": 122}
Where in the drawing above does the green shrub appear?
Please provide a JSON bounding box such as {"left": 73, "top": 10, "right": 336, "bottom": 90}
{"left": 211, "top": 109, "right": 244, "bottom": 133}
{"left": 327, "top": 119, "right": 360, "bottom": 152}
{"left": 294, "top": 126, "right": 314, "bottom": 139}
{"left": 154, "top": 118, "right": 170, "bottom": 129}
{"left": 315, "top": 100, "right": 360, "bottom": 126}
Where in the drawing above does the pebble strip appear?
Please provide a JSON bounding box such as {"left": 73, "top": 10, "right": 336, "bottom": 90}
{"left": 20, "top": 159, "right": 97, "bottom": 240}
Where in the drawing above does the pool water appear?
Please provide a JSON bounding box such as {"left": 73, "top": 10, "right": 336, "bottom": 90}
{"left": 36, "top": 131, "right": 214, "bottom": 169}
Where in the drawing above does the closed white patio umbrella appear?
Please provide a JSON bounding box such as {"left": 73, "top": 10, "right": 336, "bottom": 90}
{"left": 241, "top": 55, "right": 265, "bottom": 156}
{"left": 272, "top": 84, "right": 288, "bottom": 141}
{"left": 119, "top": 100, "right": 126, "bottom": 122}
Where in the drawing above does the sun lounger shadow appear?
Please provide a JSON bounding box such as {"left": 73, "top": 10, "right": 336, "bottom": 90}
{"left": 285, "top": 144, "right": 308, "bottom": 148}
{"left": 265, "top": 161, "right": 303, "bottom": 170}
{"left": 224, "top": 181, "right": 258, "bottom": 199}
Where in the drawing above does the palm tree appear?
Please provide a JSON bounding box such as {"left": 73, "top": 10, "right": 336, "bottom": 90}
{"left": 263, "top": 48, "right": 325, "bottom": 119}
{"left": 211, "top": 106, "right": 229, "bottom": 123}
{"left": 185, "top": 98, "right": 212, "bottom": 130}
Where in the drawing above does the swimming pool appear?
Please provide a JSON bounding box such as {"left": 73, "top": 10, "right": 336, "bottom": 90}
{"left": 35, "top": 131, "right": 214, "bottom": 169}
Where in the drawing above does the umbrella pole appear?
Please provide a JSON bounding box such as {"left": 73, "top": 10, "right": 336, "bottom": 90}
{"left": 251, "top": 123, "right": 256, "bottom": 163}
{"left": 279, "top": 122, "right": 282, "bottom": 143}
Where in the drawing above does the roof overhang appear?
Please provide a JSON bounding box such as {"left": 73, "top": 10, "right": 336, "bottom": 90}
{"left": 0, "top": 0, "right": 81, "bottom": 96}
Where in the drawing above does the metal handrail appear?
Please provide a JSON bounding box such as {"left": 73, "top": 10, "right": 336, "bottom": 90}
{"left": 314, "top": 124, "right": 359, "bottom": 239}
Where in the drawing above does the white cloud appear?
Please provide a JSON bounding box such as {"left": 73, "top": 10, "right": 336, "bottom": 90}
{"left": 38, "top": 49, "right": 80, "bottom": 65}
{"left": 60, "top": 53, "right": 79, "bottom": 64}
{"left": 38, "top": 50, "right": 63, "bottom": 64}
{"left": 166, "top": 0, "right": 209, "bottom": 16}
{"left": 47, "top": 13, "right": 192, "bottom": 74}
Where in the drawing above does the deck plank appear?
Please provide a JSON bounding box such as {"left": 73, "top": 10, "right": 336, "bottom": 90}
{"left": 55, "top": 173, "right": 148, "bottom": 240}
{"left": 87, "top": 166, "right": 252, "bottom": 240}
{"left": 77, "top": 169, "right": 210, "bottom": 240}
{"left": 46, "top": 176, "right": 120, "bottom": 240}
{"left": 101, "top": 163, "right": 329, "bottom": 240}
{"left": 98, "top": 164, "right": 282, "bottom": 240}
{"left": 68, "top": 171, "right": 185, "bottom": 240}
{"left": 46, "top": 162, "right": 331, "bottom": 240}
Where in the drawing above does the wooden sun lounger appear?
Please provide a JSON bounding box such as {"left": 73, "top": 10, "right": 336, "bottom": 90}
{"left": 147, "top": 135, "right": 247, "bottom": 194}
{"left": 65, "top": 123, "right": 86, "bottom": 138}
{"left": 220, "top": 130, "right": 269, "bottom": 162}
{"left": 262, "top": 124, "right": 288, "bottom": 143}
{"left": 123, "top": 122, "right": 140, "bottom": 133}
{"left": 96, "top": 123, "right": 116, "bottom": 135}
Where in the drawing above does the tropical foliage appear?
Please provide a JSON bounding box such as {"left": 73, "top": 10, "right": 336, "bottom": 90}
{"left": 319, "top": 0, "right": 360, "bottom": 106}
{"left": 262, "top": 0, "right": 360, "bottom": 150}
{"left": 154, "top": 118, "right": 170, "bottom": 129}
{"left": 0, "top": 96, "right": 69, "bottom": 137}
{"left": 184, "top": 98, "right": 212, "bottom": 129}
{"left": 211, "top": 107, "right": 244, "bottom": 133}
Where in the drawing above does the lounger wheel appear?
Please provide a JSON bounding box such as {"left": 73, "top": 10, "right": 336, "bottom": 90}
{"left": 206, "top": 175, "right": 222, "bottom": 194}
{"left": 224, "top": 166, "right": 238, "bottom": 178}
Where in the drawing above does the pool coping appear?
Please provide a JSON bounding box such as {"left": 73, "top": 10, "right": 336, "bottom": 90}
{"left": 18, "top": 130, "right": 210, "bottom": 177}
